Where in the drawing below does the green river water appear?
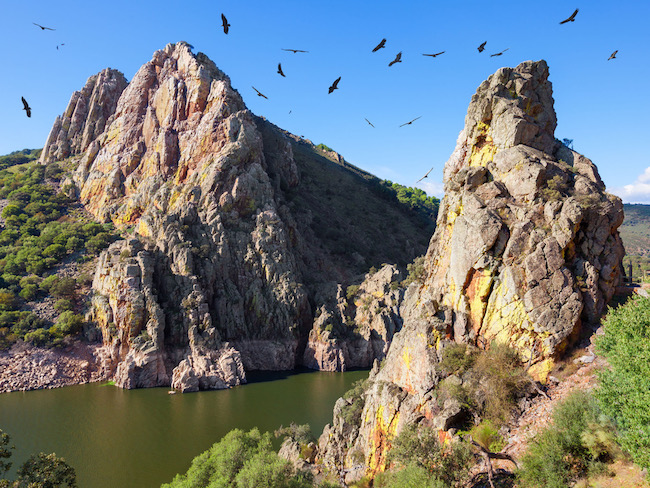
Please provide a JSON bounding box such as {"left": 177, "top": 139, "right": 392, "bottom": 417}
{"left": 0, "top": 369, "right": 368, "bottom": 488}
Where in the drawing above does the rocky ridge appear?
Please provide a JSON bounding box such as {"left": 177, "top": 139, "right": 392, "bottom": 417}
{"left": 37, "top": 42, "right": 432, "bottom": 391}
{"left": 317, "top": 60, "right": 625, "bottom": 481}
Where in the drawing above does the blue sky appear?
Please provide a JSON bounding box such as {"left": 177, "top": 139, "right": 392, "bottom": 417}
{"left": 1, "top": 0, "right": 649, "bottom": 202}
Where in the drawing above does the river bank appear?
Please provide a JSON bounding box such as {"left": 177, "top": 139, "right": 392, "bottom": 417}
{"left": 0, "top": 341, "right": 105, "bottom": 393}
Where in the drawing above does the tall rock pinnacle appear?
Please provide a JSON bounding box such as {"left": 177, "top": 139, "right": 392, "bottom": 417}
{"left": 318, "top": 60, "right": 625, "bottom": 481}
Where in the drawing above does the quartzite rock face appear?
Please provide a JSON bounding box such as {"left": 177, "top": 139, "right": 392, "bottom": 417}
{"left": 41, "top": 42, "right": 432, "bottom": 390}
{"left": 40, "top": 68, "right": 128, "bottom": 165}
{"left": 318, "top": 60, "right": 625, "bottom": 480}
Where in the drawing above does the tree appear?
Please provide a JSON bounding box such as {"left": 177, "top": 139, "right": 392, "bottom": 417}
{"left": 0, "top": 429, "right": 76, "bottom": 488}
{"left": 595, "top": 296, "right": 650, "bottom": 467}
{"left": 162, "top": 428, "right": 310, "bottom": 488}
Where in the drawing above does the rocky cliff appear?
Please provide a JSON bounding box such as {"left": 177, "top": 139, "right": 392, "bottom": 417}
{"left": 39, "top": 42, "right": 433, "bottom": 391}
{"left": 318, "top": 60, "right": 625, "bottom": 480}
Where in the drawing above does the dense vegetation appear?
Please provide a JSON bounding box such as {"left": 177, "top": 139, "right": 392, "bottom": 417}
{"left": 0, "top": 159, "right": 116, "bottom": 349}
{"left": 161, "top": 428, "right": 313, "bottom": 488}
{"left": 518, "top": 295, "right": 650, "bottom": 486}
{"left": 0, "top": 428, "right": 77, "bottom": 487}
{"left": 379, "top": 180, "right": 439, "bottom": 221}
{"left": 518, "top": 392, "right": 620, "bottom": 487}
{"left": 0, "top": 149, "right": 41, "bottom": 171}
{"left": 595, "top": 295, "right": 650, "bottom": 467}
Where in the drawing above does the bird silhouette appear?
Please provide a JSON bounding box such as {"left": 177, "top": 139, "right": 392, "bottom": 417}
{"left": 277, "top": 63, "right": 285, "bottom": 77}
{"left": 221, "top": 14, "right": 230, "bottom": 34}
{"left": 608, "top": 50, "right": 618, "bottom": 60}
{"left": 33, "top": 22, "right": 55, "bottom": 31}
{"left": 252, "top": 86, "right": 268, "bottom": 99}
{"left": 56, "top": 43, "right": 65, "bottom": 50}
{"left": 478, "top": 41, "right": 487, "bottom": 53}
{"left": 372, "top": 38, "right": 386, "bottom": 52}
{"left": 328, "top": 77, "right": 341, "bottom": 94}
{"left": 389, "top": 52, "right": 402, "bottom": 67}
{"left": 490, "top": 48, "right": 509, "bottom": 57}
{"left": 559, "top": 8, "right": 579, "bottom": 24}
{"left": 282, "top": 48, "right": 309, "bottom": 53}
{"left": 365, "top": 118, "right": 375, "bottom": 128}
{"left": 21, "top": 97, "right": 31, "bottom": 118}
{"left": 399, "top": 116, "right": 421, "bottom": 127}
{"left": 422, "top": 51, "right": 445, "bottom": 58}
{"left": 416, "top": 167, "right": 433, "bottom": 183}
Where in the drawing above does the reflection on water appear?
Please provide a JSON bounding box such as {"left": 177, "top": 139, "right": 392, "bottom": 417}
{"left": 0, "top": 368, "right": 368, "bottom": 488}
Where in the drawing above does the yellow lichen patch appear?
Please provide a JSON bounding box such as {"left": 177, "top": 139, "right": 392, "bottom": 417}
{"left": 481, "top": 279, "right": 532, "bottom": 348}
{"left": 402, "top": 347, "right": 411, "bottom": 371}
{"left": 465, "top": 268, "right": 494, "bottom": 334}
{"left": 469, "top": 122, "right": 498, "bottom": 167}
{"left": 137, "top": 218, "right": 154, "bottom": 239}
{"left": 470, "top": 136, "right": 498, "bottom": 167}
{"left": 114, "top": 205, "right": 143, "bottom": 228}
{"left": 528, "top": 358, "right": 554, "bottom": 383}
{"left": 372, "top": 291, "right": 384, "bottom": 299}
{"left": 367, "top": 405, "right": 400, "bottom": 475}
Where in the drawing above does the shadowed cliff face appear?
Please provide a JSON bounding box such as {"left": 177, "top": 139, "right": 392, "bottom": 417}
{"left": 318, "top": 60, "right": 625, "bottom": 481}
{"left": 40, "top": 42, "right": 433, "bottom": 391}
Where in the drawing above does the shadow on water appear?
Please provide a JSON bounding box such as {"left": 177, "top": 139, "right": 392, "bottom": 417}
{"left": 245, "top": 366, "right": 370, "bottom": 385}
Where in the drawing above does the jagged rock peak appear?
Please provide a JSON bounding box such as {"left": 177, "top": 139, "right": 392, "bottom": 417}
{"left": 428, "top": 59, "right": 623, "bottom": 373}
{"left": 40, "top": 67, "right": 128, "bottom": 165}
{"left": 318, "top": 60, "right": 625, "bottom": 482}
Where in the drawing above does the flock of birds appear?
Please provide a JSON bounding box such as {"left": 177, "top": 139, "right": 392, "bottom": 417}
{"left": 23, "top": 8, "right": 619, "bottom": 185}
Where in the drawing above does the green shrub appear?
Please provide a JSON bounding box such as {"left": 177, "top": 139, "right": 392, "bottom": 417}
{"left": 401, "top": 256, "right": 426, "bottom": 287}
{"left": 439, "top": 343, "right": 476, "bottom": 376}
{"left": 375, "top": 464, "right": 447, "bottom": 488}
{"left": 595, "top": 296, "right": 650, "bottom": 467}
{"left": 24, "top": 328, "right": 53, "bottom": 347}
{"left": 346, "top": 285, "right": 360, "bottom": 300}
{"left": 274, "top": 423, "right": 315, "bottom": 446}
{"left": 52, "top": 311, "right": 83, "bottom": 336}
{"left": 386, "top": 424, "right": 472, "bottom": 488}
{"left": 518, "top": 391, "right": 618, "bottom": 488}
{"left": 161, "top": 428, "right": 310, "bottom": 488}
{"left": 341, "top": 379, "right": 369, "bottom": 427}
{"left": 18, "top": 284, "right": 39, "bottom": 301}
{"left": 50, "top": 277, "right": 77, "bottom": 298}
{"left": 54, "top": 299, "right": 74, "bottom": 312}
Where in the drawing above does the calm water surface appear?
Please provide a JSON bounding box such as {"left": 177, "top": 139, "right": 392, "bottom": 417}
{"left": 0, "top": 369, "right": 368, "bottom": 488}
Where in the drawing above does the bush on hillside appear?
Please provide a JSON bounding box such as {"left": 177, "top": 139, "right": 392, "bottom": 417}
{"left": 518, "top": 391, "right": 619, "bottom": 487}
{"left": 595, "top": 295, "right": 650, "bottom": 468}
{"left": 161, "top": 428, "right": 312, "bottom": 488}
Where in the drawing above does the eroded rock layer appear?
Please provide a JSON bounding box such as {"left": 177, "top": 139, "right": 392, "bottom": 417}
{"left": 41, "top": 42, "right": 433, "bottom": 390}
{"left": 318, "top": 60, "right": 624, "bottom": 481}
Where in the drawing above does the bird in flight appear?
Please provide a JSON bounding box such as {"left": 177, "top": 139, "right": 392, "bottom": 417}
{"left": 372, "top": 38, "right": 386, "bottom": 52}
{"left": 365, "top": 118, "right": 375, "bottom": 128}
{"left": 56, "top": 43, "right": 65, "bottom": 50}
{"left": 221, "top": 14, "right": 230, "bottom": 34}
{"left": 33, "top": 22, "right": 55, "bottom": 31}
{"left": 416, "top": 167, "right": 433, "bottom": 183}
{"left": 252, "top": 87, "right": 268, "bottom": 99}
{"left": 277, "top": 63, "right": 285, "bottom": 77}
{"left": 389, "top": 52, "right": 402, "bottom": 67}
{"left": 608, "top": 50, "right": 618, "bottom": 60}
{"left": 328, "top": 77, "right": 341, "bottom": 94}
{"left": 400, "top": 116, "right": 421, "bottom": 127}
{"left": 21, "top": 97, "right": 31, "bottom": 118}
{"left": 559, "top": 8, "right": 579, "bottom": 24}
{"left": 490, "top": 48, "right": 509, "bottom": 57}
{"left": 282, "top": 48, "right": 308, "bottom": 53}
{"left": 422, "top": 51, "right": 445, "bottom": 58}
{"left": 478, "top": 41, "right": 487, "bottom": 53}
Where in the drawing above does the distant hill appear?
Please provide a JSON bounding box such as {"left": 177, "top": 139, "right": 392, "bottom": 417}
{"left": 620, "top": 204, "right": 650, "bottom": 256}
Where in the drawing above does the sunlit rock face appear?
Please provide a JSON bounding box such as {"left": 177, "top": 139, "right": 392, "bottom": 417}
{"left": 40, "top": 42, "right": 433, "bottom": 390}
{"left": 318, "top": 60, "right": 625, "bottom": 482}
